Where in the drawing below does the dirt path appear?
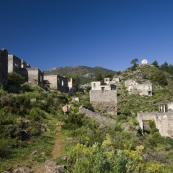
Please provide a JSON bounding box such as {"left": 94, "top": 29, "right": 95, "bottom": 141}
{"left": 52, "top": 124, "right": 65, "bottom": 159}
{"left": 34, "top": 122, "right": 65, "bottom": 173}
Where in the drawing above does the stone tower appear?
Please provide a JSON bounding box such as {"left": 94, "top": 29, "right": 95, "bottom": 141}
{"left": 0, "top": 48, "right": 8, "bottom": 85}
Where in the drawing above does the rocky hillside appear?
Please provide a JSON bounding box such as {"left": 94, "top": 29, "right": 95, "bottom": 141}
{"left": 44, "top": 66, "right": 119, "bottom": 84}
{"left": 117, "top": 64, "right": 173, "bottom": 115}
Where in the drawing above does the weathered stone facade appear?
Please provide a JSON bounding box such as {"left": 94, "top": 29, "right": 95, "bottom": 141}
{"left": 8, "top": 54, "right": 43, "bottom": 85}
{"left": 125, "top": 79, "right": 152, "bottom": 96}
{"left": 137, "top": 112, "right": 173, "bottom": 138}
{"left": 159, "top": 103, "right": 173, "bottom": 112}
{"left": 44, "top": 75, "right": 69, "bottom": 92}
{"left": 20, "top": 68, "right": 43, "bottom": 85}
{"left": 0, "top": 48, "right": 8, "bottom": 85}
{"left": 8, "top": 55, "right": 21, "bottom": 73}
{"left": 90, "top": 78, "right": 117, "bottom": 115}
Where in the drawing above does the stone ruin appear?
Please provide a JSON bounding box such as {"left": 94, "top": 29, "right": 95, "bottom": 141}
{"left": 137, "top": 103, "right": 173, "bottom": 138}
{"left": 8, "top": 54, "right": 43, "bottom": 85}
{"left": 0, "top": 48, "right": 8, "bottom": 85}
{"left": 125, "top": 79, "right": 152, "bottom": 96}
{"left": 90, "top": 78, "right": 117, "bottom": 115}
{"left": 44, "top": 75, "right": 69, "bottom": 92}
{"left": 0, "top": 48, "right": 71, "bottom": 92}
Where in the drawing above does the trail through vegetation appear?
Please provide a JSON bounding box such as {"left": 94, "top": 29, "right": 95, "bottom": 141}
{"left": 52, "top": 123, "right": 65, "bottom": 159}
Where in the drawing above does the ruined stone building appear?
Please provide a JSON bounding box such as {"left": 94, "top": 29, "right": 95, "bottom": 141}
{"left": 44, "top": 75, "right": 69, "bottom": 92}
{"left": 0, "top": 48, "right": 8, "bottom": 85}
{"left": 137, "top": 102, "right": 173, "bottom": 138}
{"left": 125, "top": 79, "right": 152, "bottom": 96}
{"left": 137, "top": 112, "right": 173, "bottom": 138}
{"left": 90, "top": 78, "right": 117, "bottom": 115}
{"left": 8, "top": 54, "right": 43, "bottom": 85}
{"left": 104, "top": 77, "right": 121, "bottom": 84}
{"left": 159, "top": 103, "right": 173, "bottom": 112}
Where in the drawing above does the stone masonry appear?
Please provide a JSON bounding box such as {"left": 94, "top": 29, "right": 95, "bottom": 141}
{"left": 137, "top": 112, "right": 173, "bottom": 138}
{"left": 8, "top": 54, "right": 21, "bottom": 73}
{"left": 0, "top": 48, "right": 8, "bottom": 85}
{"left": 8, "top": 54, "right": 43, "bottom": 85}
{"left": 90, "top": 78, "right": 117, "bottom": 115}
{"left": 125, "top": 79, "right": 152, "bottom": 96}
{"left": 44, "top": 75, "right": 69, "bottom": 92}
{"left": 79, "top": 106, "right": 116, "bottom": 126}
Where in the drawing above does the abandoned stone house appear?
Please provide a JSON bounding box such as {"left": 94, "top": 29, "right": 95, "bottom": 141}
{"left": 125, "top": 79, "right": 152, "bottom": 96}
{"left": 8, "top": 54, "right": 43, "bottom": 85}
{"left": 104, "top": 77, "right": 121, "bottom": 84}
{"left": 4, "top": 49, "right": 71, "bottom": 92}
{"left": 159, "top": 103, "right": 173, "bottom": 113}
{"left": 137, "top": 112, "right": 173, "bottom": 138}
{"left": 137, "top": 102, "right": 173, "bottom": 138}
{"left": 44, "top": 75, "right": 69, "bottom": 92}
{"left": 90, "top": 78, "right": 117, "bottom": 115}
{"left": 0, "top": 48, "right": 8, "bottom": 85}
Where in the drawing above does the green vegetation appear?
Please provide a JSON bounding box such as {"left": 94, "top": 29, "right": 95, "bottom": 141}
{"left": 44, "top": 66, "right": 118, "bottom": 84}
{"left": 1, "top": 63, "right": 173, "bottom": 172}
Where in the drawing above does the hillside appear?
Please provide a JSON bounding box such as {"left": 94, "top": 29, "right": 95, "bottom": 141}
{"left": 2, "top": 63, "right": 173, "bottom": 172}
{"left": 117, "top": 64, "right": 173, "bottom": 114}
{"left": 44, "top": 66, "right": 118, "bottom": 84}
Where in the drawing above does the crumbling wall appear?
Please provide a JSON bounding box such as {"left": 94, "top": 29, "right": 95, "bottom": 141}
{"left": 90, "top": 90, "right": 117, "bottom": 115}
{"left": 79, "top": 106, "right": 116, "bottom": 126}
{"left": 20, "top": 68, "right": 43, "bottom": 85}
{"left": 44, "top": 75, "right": 58, "bottom": 89}
{"left": 137, "top": 112, "right": 173, "bottom": 138}
{"left": 125, "top": 79, "right": 152, "bottom": 96}
{"left": 44, "top": 75, "right": 69, "bottom": 92}
{"left": 8, "top": 55, "right": 21, "bottom": 73}
{"left": 0, "top": 48, "right": 8, "bottom": 85}
{"left": 57, "top": 76, "right": 69, "bottom": 92}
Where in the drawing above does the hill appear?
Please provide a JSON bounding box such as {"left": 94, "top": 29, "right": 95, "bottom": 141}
{"left": 117, "top": 64, "right": 173, "bottom": 114}
{"left": 44, "top": 66, "right": 119, "bottom": 84}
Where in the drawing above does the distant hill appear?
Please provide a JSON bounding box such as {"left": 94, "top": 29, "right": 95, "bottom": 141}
{"left": 44, "top": 66, "right": 119, "bottom": 84}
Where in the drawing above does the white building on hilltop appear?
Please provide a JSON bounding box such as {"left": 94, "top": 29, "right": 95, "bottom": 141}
{"left": 141, "top": 59, "right": 148, "bottom": 65}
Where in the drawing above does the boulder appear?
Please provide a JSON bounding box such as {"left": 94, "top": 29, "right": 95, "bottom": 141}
{"left": 45, "top": 160, "right": 66, "bottom": 173}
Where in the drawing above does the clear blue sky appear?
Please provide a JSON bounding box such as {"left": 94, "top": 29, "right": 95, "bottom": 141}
{"left": 1, "top": 0, "right": 173, "bottom": 71}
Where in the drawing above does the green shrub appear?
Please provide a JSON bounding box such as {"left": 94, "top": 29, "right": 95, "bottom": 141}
{"left": 117, "top": 114, "right": 127, "bottom": 122}
{"left": 8, "top": 72, "right": 25, "bottom": 87}
{"left": 29, "top": 107, "right": 46, "bottom": 121}
{"left": 62, "top": 113, "right": 84, "bottom": 130}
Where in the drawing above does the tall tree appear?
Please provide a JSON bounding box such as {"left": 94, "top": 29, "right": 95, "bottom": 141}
{"left": 160, "top": 61, "right": 169, "bottom": 72}
{"left": 151, "top": 60, "right": 159, "bottom": 68}
{"left": 130, "top": 58, "right": 139, "bottom": 65}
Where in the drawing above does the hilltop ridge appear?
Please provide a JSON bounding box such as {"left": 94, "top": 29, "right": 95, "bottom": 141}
{"left": 44, "top": 66, "right": 119, "bottom": 84}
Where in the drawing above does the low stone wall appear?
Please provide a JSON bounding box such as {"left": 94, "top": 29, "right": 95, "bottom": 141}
{"left": 137, "top": 112, "right": 173, "bottom": 138}
{"left": 79, "top": 106, "right": 116, "bottom": 126}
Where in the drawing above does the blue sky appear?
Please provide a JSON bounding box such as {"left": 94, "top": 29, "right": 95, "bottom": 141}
{"left": 1, "top": 0, "right": 173, "bottom": 71}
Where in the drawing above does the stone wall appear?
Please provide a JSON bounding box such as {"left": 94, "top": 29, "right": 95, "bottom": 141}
{"left": 125, "top": 79, "right": 152, "bottom": 96}
{"left": 0, "top": 48, "right": 8, "bottom": 85}
{"left": 79, "top": 106, "right": 116, "bottom": 126}
{"left": 20, "top": 68, "right": 43, "bottom": 85}
{"left": 44, "top": 75, "right": 58, "bottom": 89}
{"left": 137, "top": 112, "right": 173, "bottom": 138}
{"left": 8, "top": 54, "right": 43, "bottom": 85}
{"left": 8, "top": 54, "right": 21, "bottom": 73}
{"left": 44, "top": 75, "right": 69, "bottom": 92}
{"left": 90, "top": 90, "right": 117, "bottom": 115}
